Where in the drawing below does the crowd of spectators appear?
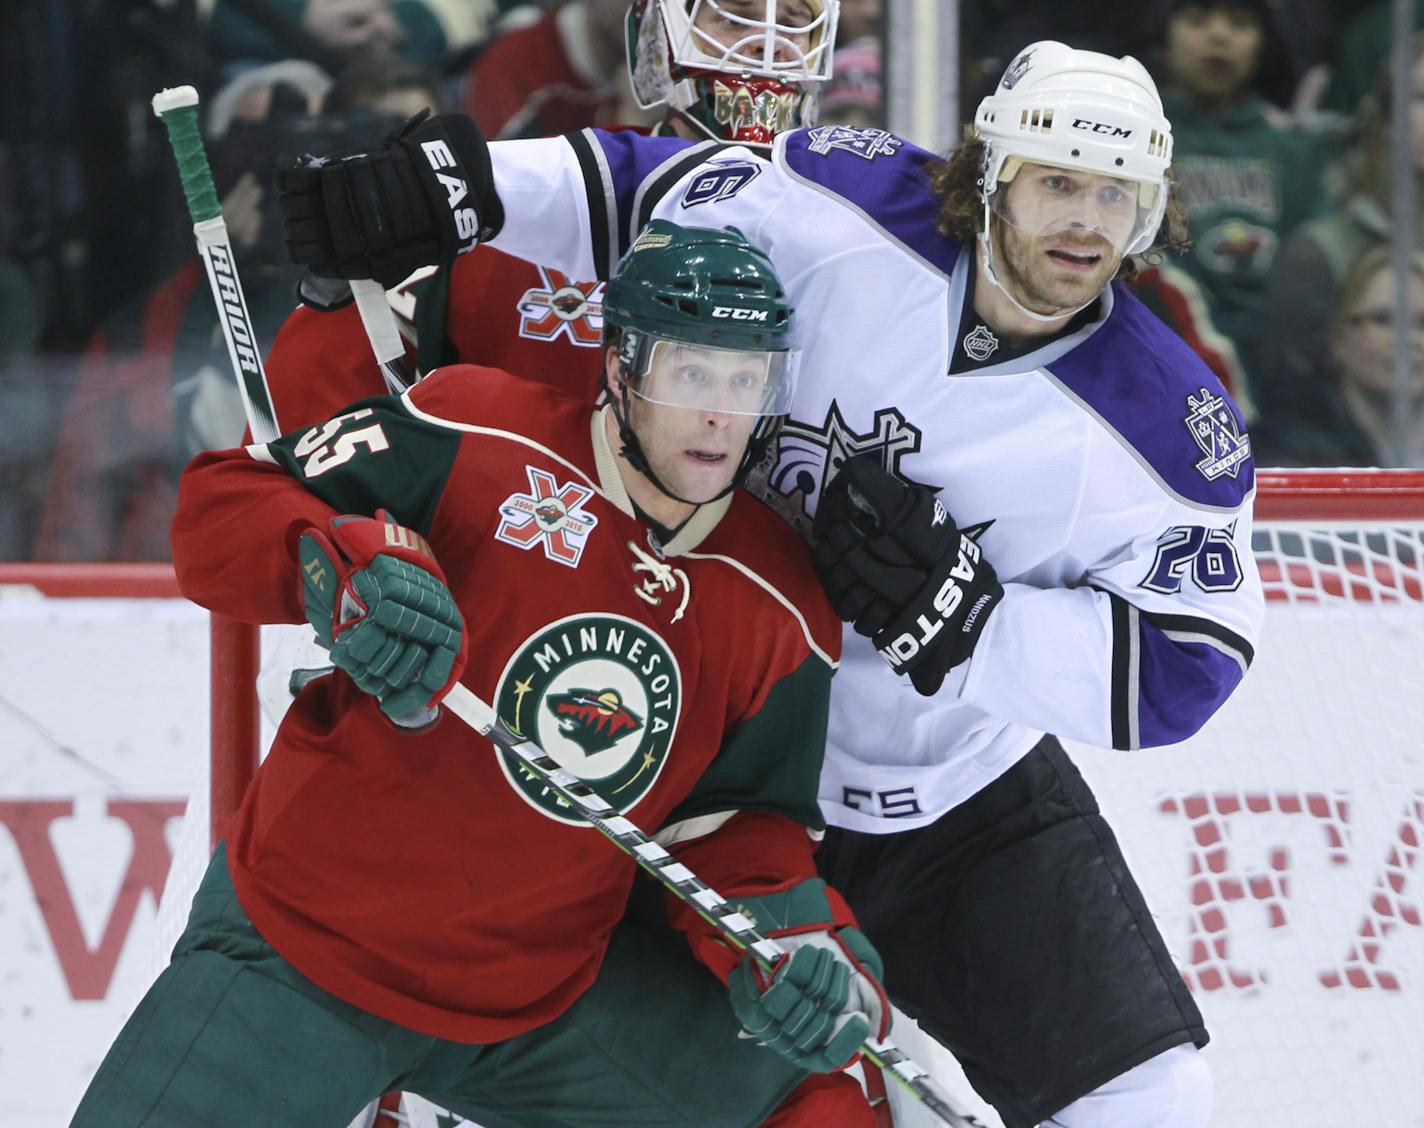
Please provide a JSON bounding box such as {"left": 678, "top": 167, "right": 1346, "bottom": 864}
{"left": 0, "top": 0, "right": 1419, "bottom": 561}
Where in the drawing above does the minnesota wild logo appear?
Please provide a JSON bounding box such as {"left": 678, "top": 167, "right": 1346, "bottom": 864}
{"left": 494, "top": 613, "right": 681, "bottom": 825}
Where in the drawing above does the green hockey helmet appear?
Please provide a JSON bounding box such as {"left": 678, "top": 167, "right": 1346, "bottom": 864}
{"left": 602, "top": 219, "right": 798, "bottom": 506}
{"left": 606, "top": 218, "right": 794, "bottom": 348}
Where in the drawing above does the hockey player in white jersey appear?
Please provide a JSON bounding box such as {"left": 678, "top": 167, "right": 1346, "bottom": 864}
{"left": 278, "top": 39, "right": 1263, "bottom": 1128}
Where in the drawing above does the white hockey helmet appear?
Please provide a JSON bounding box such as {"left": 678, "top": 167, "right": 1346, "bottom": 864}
{"left": 627, "top": 0, "right": 839, "bottom": 147}
{"left": 974, "top": 41, "right": 1173, "bottom": 255}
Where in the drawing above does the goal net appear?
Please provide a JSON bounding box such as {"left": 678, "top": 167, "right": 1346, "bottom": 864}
{"left": 1072, "top": 469, "right": 1424, "bottom": 1128}
{"left": 152, "top": 469, "right": 1424, "bottom": 1128}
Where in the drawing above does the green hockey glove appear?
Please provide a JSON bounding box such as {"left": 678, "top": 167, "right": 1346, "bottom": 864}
{"left": 297, "top": 510, "right": 466, "bottom": 721}
{"left": 726, "top": 878, "right": 890, "bottom": 1073}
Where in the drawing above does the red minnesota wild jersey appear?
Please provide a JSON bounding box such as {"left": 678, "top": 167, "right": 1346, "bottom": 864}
{"left": 170, "top": 365, "right": 841, "bottom": 1043}
{"left": 261, "top": 245, "right": 605, "bottom": 433}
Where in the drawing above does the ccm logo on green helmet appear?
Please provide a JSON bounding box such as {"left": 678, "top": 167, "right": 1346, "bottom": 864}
{"left": 713, "top": 306, "right": 769, "bottom": 321}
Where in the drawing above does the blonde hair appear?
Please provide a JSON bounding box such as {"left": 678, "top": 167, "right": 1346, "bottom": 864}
{"left": 1330, "top": 245, "right": 1424, "bottom": 338}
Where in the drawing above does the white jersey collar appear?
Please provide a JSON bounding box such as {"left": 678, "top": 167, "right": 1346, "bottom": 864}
{"left": 944, "top": 248, "right": 1116, "bottom": 379}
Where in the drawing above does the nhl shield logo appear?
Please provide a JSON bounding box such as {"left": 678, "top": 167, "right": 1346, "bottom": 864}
{"left": 962, "top": 324, "right": 1000, "bottom": 362}
{"left": 1184, "top": 388, "right": 1250, "bottom": 481}
{"left": 495, "top": 613, "right": 681, "bottom": 825}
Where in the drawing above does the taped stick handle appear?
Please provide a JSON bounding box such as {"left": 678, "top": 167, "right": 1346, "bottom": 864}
{"left": 351, "top": 279, "right": 416, "bottom": 393}
{"left": 152, "top": 84, "right": 281, "bottom": 443}
{"left": 151, "top": 86, "right": 222, "bottom": 224}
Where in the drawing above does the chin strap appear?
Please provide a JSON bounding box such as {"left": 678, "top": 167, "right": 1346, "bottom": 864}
{"left": 978, "top": 199, "right": 1102, "bottom": 325}
{"left": 605, "top": 369, "right": 773, "bottom": 509}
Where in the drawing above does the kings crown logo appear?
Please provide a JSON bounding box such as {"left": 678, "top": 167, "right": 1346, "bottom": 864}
{"left": 494, "top": 614, "right": 681, "bottom": 825}
{"left": 806, "top": 125, "right": 901, "bottom": 161}
{"left": 746, "top": 399, "right": 923, "bottom": 540}
{"left": 1000, "top": 48, "right": 1035, "bottom": 90}
{"left": 1184, "top": 387, "right": 1251, "bottom": 481}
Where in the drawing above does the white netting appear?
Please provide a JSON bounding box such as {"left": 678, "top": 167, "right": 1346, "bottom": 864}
{"left": 891, "top": 487, "right": 1424, "bottom": 1128}
{"left": 149, "top": 769, "right": 210, "bottom": 973}
{"left": 1069, "top": 509, "right": 1424, "bottom": 1128}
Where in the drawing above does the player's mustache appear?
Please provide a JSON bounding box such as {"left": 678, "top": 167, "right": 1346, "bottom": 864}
{"left": 1041, "top": 233, "right": 1112, "bottom": 252}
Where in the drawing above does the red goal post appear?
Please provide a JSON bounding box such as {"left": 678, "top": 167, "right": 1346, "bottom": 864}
{"left": 1255, "top": 467, "right": 1424, "bottom": 520}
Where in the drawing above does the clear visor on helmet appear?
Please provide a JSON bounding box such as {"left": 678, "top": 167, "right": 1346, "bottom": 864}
{"left": 630, "top": 338, "right": 799, "bottom": 416}
{"left": 988, "top": 159, "right": 1163, "bottom": 255}
{"left": 676, "top": 0, "right": 833, "bottom": 81}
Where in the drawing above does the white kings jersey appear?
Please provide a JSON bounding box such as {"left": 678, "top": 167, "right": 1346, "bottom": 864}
{"left": 485, "top": 124, "right": 1265, "bottom": 833}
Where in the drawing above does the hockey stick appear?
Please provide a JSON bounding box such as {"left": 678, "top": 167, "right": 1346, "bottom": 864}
{"left": 439, "top": 684, "right": 980, "bottom": 1128}
{"left": 351, "top": 278, "right": 416, "bottom": 393}
{"left": 151, "top": 85, "right": 282, "bottom": 443}
{"left": 152, "top": 84, "right": 401, "bottom": 1128}
{"left": 152, "top": 88, "right": 974, "bottom": 1124}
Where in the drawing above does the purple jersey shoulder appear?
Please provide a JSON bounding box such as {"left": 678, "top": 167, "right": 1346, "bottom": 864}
{"left": 1047, "top": 284, "right": 1255, "bottom": 510}
{"left": 582, "top": 129, "right": 714, "bottom": 265}
{"left": 779, "top": 126, "right": 962, "bottom": 276}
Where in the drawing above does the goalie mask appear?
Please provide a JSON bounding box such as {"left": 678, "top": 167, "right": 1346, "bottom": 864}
{"left": 627, "top": 0, "right": 838, "bottom": 147}
{"left": 603, "top": 219, "right": 798, "bottom": 507}
{"left": 973, "top": 41, "right": 1174, "bottom": 320}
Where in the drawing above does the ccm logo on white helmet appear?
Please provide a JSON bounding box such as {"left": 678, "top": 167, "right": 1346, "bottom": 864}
{"left": 713, "top": 306, "right": 769, "bottom": 321}
{"left": 1071, "top": 118, "right": 1133, "bottom": 138}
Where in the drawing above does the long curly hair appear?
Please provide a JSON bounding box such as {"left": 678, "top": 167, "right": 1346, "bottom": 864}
{"left": 927, "top": 129, "right": 1193, "bottom": 284}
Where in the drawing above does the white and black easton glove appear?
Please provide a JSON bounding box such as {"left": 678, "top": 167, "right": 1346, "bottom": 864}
{"left": 276, "top": 110, "right": 503, "bottom": 288}
{"left": 813, "top": 457, "right": 1003, "bottom": 695}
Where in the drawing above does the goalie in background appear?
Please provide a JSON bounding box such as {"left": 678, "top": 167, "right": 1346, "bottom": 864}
{"left": 69, "top": 220, "right": 885, "bottom": 1127}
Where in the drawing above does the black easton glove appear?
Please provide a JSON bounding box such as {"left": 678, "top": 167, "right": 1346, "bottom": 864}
{"left": 812, "top": 457, "right": 1003, "bottom": 696}
{"left": 276, "top": 110, "right": 504, "bottom": 288}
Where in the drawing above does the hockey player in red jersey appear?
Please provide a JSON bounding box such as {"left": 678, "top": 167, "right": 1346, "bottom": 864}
{"left": 268, "top": 0, "right": 841, "bottom": 415}
{"left": 273, "top": 36, "right": 1273, "bottom": 1128}
{"left": 69, "top": 222, "right": 883, "bottom": 1127}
